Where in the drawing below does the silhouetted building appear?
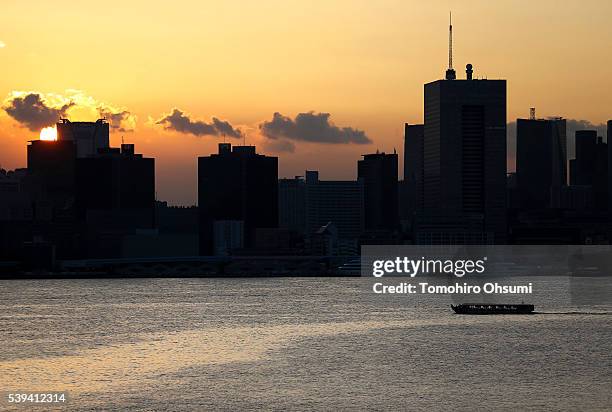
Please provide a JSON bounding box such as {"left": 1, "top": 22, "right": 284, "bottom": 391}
{"left": 251, "top": 228, "right": 298, "bottom": 254}
{"left": 24, "top": 140, "right": 82, "bottom": 258}
{"left": 608, "top": 121, "right": 612, "bottom": 238}
{"left": 398, "top": 180, "right": 408, "bottom": 223}
{"left": 0, "top": 169, "right": 33, "bottom": 262}
{"left": 213, "top": 220, "right": 244, "bottom": 256}
{"left": 506, "top": 173, "right": 519, "bottom": 209}
{"left": 56, "top": 118, "right": 109, "bottom": 158}
{"left": 557, "top": 185, "right": 591, "bottom": 210}
{"left": 0, "top": 168, "right": 25, "bottom": 196}
{"left": 76, "top": 143, "right": 155, "bottom": 257}
{"left": 609, "top": 121, "right": 612, "bottom": 205}
{"left": 198, "top": 143, "right": 278, "bottom": 255}
{"left": 572, "top": 130, "right": 597, "bottom": 186}
{"left": 155, "top": 201, "right": 198, "bottom": 234}
{"left": 358, "top": 151, "right": 399, "bottom": 231}
{"left": 279, "top": 173, "right": 362, "bottom": 254}
{"left": 278, "top": 176, "right": 306, "bottom": 235}
{"left": 27, "top": 140, "right": 77, "bottom": 208}
{"left": 121, "top": 201, "right": 199, "bottom": 258}
{"left": 403, "top": 124, "right": 424, "bottom": 218}
{"left": 76, "top": 144, "right": 154, "bottom": 221}
{"left": 304, "top": 170, "right": 363, "bottom": 254}
{"left": 593, "top": 136, "right": 608, "bottom": 211}
{"left": 516, "top": 117, "right": 566, "bottom": 209}
{"left": 419, "top": 64, "right": 507, "bottom": 243}
{"left": 569, "top": 130, "right": 607, "bottom": 210}
{"left": 508, "top": 209, "right": 607, "bottom": 245}
{"left": 5, "top": 128, "right": 156, "bottom": 263}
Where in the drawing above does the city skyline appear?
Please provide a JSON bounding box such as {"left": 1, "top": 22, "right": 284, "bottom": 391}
{"left": 1, "top": 1, "right": 612, "bottom": 205}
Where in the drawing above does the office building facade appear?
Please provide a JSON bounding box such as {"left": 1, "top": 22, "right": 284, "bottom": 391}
{"left": 420, "top": 66, "right": 507, "bottom": 243}
{"left": 278, "top": 176, "right": 306, "bottom": 235}
{"left": 56, "top": 118, "right": 110, "bottom": 158}
{"left": 304, "top": 170, "right": 364, "bottom": 241}
{"left": 403, "top": 123, "right": 424, "bottom": 218}
{"left": 516, "top": 117, "right": 567, "bottom": 209}
{"left": 198, "top": 143, "right": 278, "bottom": 255}
{"left": 358, "top": 152, "right": 399, "bottom": 232}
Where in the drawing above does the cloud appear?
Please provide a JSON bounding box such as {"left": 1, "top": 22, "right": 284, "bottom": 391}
{"left": 98, "top": 105, "right": 136, "bottom": 132}
{"left": 156, "top": 108, "right": 242, "bottom": 138}
{"left": 263, "top": 139, "right": 296, "bottom": 153}
{"left": 3, "top": 92, "right": 74, "bottom": 131}
{"left": 260, "top": 111, "right": 372, "bottom": 145}
{"left": 3, "top": 89, "right": 137, "bottom": 133}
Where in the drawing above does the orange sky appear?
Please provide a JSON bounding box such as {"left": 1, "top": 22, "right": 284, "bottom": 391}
{"left": 1, "top": 0, "right": 611, "bottom": 205}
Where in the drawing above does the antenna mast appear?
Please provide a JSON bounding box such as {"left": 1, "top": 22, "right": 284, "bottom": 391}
{"left": 445, "top": 12, "right": 456, "bottom": 80}
{"left": 449, "top": 12, "right": 453, "bottom": 70}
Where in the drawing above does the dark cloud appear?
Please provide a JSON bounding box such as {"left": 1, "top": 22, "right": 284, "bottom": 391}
{"left": 98, "top": 107, "right": 135, "bottom": 132}
{"left": 260, "top": 111, "right": 372, "bottom": 144}
{"left": 157, "top": 108, "right": 241, "bottom": 138}
{"left": 212, "top": 118, "right": 241, "bottom": 138}
{"left": 263, "top": 139, "right": 296, "bottom": 153}
{"left": 3, "top": 93, "right": 73, "bottom": 131}
{"left": 507, "top": 118, "right": 608, "bottom": 165}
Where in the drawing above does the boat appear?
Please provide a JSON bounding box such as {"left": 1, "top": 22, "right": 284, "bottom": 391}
{"left": 451, "top": 303, "right": 534, "bottom": 315}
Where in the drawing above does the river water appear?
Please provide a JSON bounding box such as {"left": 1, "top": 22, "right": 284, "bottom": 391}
{"left": 1, "top": 277, "right": 611, "bottom": 411}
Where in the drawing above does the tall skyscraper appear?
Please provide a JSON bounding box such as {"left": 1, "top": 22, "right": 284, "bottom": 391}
{"left": 403, "top": 124, "right": 424, "bottom": 218}
{"left": 56, "top": 119, "right": 110, "bottom": 158}
{"left": 357, "top": 152, "right": 398, "bottom": 232}
{"left": 75, "top": 144, "right": 155, "bottom": 257}
{"left": 516, "top": 117, "right": 567, "bottom": 209}
{"left": 198, "top": 143, "right": 278, "bottom": 255}
{"left": 76, "top": 144, "right": 155, "bottom": 223}
{"left": 420, "top": 64, "right": 507, "bottom": 243}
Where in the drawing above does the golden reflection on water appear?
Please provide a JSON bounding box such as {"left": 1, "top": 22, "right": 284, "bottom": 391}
{"left": 0, "top": 316, "right": 542, "bottom": 395}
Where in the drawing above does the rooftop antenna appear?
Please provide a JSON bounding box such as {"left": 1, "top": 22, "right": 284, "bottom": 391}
{"left": 445, "top": 12, "right": 456, "bottom": 80}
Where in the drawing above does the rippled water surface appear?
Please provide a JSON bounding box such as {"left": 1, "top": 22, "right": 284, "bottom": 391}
{"left": 1, "top": 277, "right": 611, "bottom": 411}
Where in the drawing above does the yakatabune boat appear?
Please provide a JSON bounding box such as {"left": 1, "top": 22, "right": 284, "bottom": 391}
{"left": 451, "top": 303, "right": 535, "bottom": 315}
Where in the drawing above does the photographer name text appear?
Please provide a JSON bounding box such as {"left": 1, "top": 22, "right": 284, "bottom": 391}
{"left": 373, "top": 282, "right": 533, "bottom": 295}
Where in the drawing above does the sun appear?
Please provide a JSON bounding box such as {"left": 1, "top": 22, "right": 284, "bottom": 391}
{"left": 40, "top": 126, "right": 57, "bottom": 141}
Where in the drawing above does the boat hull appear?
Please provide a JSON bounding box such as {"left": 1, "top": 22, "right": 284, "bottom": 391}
{"left": 451, "top": 304, "right": 534, "bottom": 315}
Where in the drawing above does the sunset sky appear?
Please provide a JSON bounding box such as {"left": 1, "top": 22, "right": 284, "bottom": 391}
{"left": 1, "top": 0, "right": 611, "bottom": 205}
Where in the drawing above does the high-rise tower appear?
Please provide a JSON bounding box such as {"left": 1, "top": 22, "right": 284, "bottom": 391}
{"left": 417, "top": 18, "right": 507, "bottom": 243}
{"left": 516, "top": 116, "right": 567, "bottom": 209}
{"left": 198, "top": 144, "right": 278, "bottom": 255}
{"left": 358, "top": 152, "right": 399, "bottom": 231}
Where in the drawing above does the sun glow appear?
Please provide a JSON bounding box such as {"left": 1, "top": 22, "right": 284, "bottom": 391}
{"left": 40, "top": 126, "right": 57, "bottom": 141}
